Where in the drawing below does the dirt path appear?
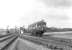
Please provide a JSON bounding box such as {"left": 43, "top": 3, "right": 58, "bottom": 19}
{"left": 9, "top": 38, "right": 51, "bottom": 50}
{"left": 0, "top": 33, "right": 51, "bottom": 50}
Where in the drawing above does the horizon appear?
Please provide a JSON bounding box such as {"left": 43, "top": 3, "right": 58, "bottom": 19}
{"left": 0, "top": 0, "right": 72, "bottom": 29}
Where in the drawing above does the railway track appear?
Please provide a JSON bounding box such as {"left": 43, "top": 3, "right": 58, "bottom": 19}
{"left": 0, "top": 33, "right": 18, "bottom": 50}
{"left": 0, "top": 34, "right": 16, "bottom": 42}
{"left": 0, "top": 32, "right": 72, "bottom": 50}
{"left": 0, "top": 33, "right": 13, "bottom": 38}
{"left": 0, "top": 36, "right": 18, "bottom": 50}
{"left": 20, "top": 34, "right": 72, "bottom": 50}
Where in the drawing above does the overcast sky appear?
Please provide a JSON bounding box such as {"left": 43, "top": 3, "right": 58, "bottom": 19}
{"left": 0, "top": 0, "right": 72, "bottom": 28}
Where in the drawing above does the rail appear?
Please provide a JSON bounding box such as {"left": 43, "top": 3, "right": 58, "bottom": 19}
{"left": 20, "top": 34, "right": 72, "bottom": 50}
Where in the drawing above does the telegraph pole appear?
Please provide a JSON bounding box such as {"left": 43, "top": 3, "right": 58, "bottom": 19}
{"left": 6, "top": 25, "right": 9, "bottom": 33}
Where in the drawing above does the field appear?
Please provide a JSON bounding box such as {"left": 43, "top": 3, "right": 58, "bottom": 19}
{"left": 20, "top": 31, "right": 72, "bottom": 50}
{"left": 0, "top": 32, "right": 51, "bottom": 50}
{"left": 0, "top": 31, "right": 72, "bottom": 50}
{"left": 44, "top": 31, "right": 72, "bottom": 39}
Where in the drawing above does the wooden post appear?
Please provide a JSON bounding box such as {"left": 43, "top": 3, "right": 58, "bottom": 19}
{"left": 6, "top": 25, "right": 9, "bottom": 33}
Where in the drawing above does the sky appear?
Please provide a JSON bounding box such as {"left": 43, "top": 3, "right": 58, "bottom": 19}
{"left": 0, "top": 0, "right": 72, "bottom": 28}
